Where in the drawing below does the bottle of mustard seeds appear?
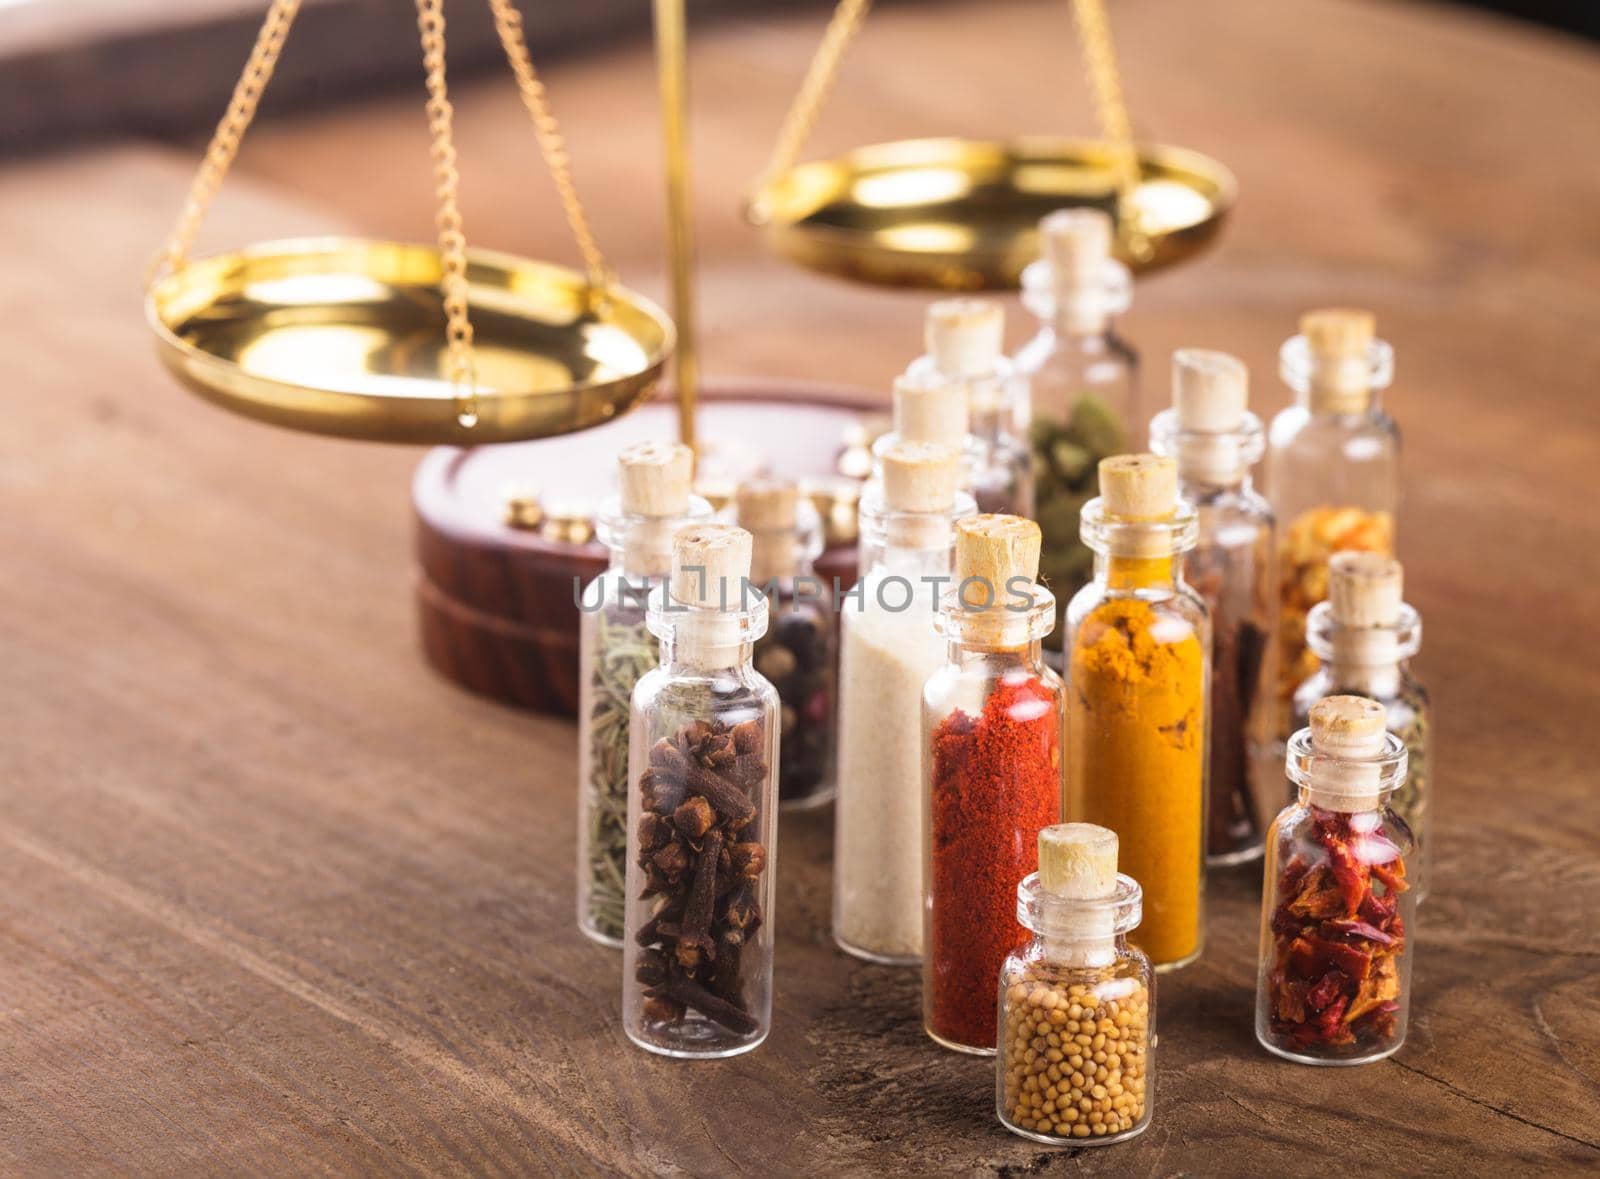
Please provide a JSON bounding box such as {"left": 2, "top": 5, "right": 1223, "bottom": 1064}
{"left": 1065, "top": 455, "right": 1209, "bottom": 971}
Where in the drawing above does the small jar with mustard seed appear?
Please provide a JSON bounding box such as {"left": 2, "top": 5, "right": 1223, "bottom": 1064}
{"left": 997, "top": 824, "right": 1154, "bottom": 1146}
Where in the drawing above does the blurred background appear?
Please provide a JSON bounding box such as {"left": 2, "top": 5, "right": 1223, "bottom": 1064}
{"left": 0, "top": 0, "right": 1593, "bottom": 154}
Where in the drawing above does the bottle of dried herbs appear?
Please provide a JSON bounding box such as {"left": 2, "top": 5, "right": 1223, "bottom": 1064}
{"left": 997, "top": 824, "right": 1154, "bottom": 1146}
{"left": 1293, "top": 552, "right": 1430, "bottom": 900}
{"left": 1267, "top": 309, "right": 1400, "bottom": 738}
{"left": 834, "top": 441, "right": 974, "bottom": 965}
{"left": 1257, "top": 696, "right": 1415, "bottom": 1065}
{"left": 1065, "top": 455, "right": 1209, "bottom": 971}
{"left": 1150, "top": 351, "right": 1279, "bottom": 867}
{"left": 576, "top": 442, "right": 711, "bottom": 947}
{"left": 1014, "top": 209, "right": 1139, "bottom": 625}
{"left": 901, "top": 299, "right": 1033, "bottom": 518}
{"left": 729, "top": 479, "right": 835, "bottom": 810}
{"left": 923, "top": 515, "right": 1063, "bottom": 1054}
{"left": 623, "top": 524, "right": 780, "bottom": 1057}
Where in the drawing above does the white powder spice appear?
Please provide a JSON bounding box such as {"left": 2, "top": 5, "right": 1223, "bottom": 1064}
{"left": 833, "top": 570, "right": 948, "bottom": 962}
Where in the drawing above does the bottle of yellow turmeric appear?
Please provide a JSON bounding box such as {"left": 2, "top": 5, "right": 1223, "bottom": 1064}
{"left": 1066, "top": 454, "right": 1209, "bottom": 970}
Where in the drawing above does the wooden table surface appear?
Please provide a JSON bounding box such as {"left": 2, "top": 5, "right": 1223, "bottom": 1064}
{"left": 4, "top": 0, "right": 1599, "bottom": 1173}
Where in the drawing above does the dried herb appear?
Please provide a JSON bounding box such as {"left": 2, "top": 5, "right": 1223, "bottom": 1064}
{"left": 1264, "top": 807, "right": 1408, "bottom": 1056}
{"left": 633, "top": 717, "right": 769, "bottom": 1036}
{"left": 1029, "top": 394, "right": 1124, "bottom": 614}
{"left": 581, "top": 608, "right": 656, "bottom": 942}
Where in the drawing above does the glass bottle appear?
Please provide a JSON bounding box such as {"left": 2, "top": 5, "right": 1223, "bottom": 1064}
{"left": 997, "top": 824, "right": 1154, "bottom": 1146}
{"left": 1014, "top": 209, "right": 1138, "bottom": 618}
{"left": 1065, "top": 455, "right": 1208, "bottom": 972}
{"left": 902, "top": 298, "right": 1033, "bottom": 517}
{"left": 623, "top": 525, "right": 780, "bottom": 1058}
{"left": 834, "top": 442, "right": 975, "bottom": 965}
{"left": 871, "top": 374, "right": 985, "bottom": 495}
{"left": 1149, "top": 350, "right": 1278, "bottom": 867}
{"left": 1257, "top": 695, "right": 1415, "bottom": 1065}
{"left": 1267, "top": 309, "right": 1399, "bottom": 736}
{"left": 924, "top": 515, "right": 1063, "bottom": 1054}
{"left": 576, "top": 442, "right": 712, "bottom": 947}
{"left": 729, "top": 479, "right": 835, "bottom": 811}
{"left": 1293, "top": 552, "right": 1430, "bottom": 900}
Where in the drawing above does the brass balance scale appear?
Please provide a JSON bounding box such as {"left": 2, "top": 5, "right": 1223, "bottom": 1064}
{"left": 144, "top": 0, "right": 1234, "bottom": 713}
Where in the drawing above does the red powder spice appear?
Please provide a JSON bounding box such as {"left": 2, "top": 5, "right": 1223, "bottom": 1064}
{"left": 927, "top": 673, "right": 1062, "bottom": 1050}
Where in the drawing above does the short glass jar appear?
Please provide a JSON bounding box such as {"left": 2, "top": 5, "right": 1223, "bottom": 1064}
{"left": 1257, "top": 717, "right": 1415, "bottom": 1066}
{"left": 623, "top": 577, "right": 779, "bottom": 1058}
{"left": 997, "top": 873, "right": 1154, "bottom": 1145}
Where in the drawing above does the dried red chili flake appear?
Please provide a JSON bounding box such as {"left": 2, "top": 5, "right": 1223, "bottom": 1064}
{"left": 926, "top": 674, "right": 1060, "bottom": 1050}
{"left": 1265, "top": 805, "right": 1409, "bottom": 1058}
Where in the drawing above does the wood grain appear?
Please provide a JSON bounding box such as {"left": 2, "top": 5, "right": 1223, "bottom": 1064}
{"left": 2, "top": 0, "right": 1598, "bottom": 1174}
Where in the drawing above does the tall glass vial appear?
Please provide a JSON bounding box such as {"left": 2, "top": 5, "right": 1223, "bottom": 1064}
{"left": 623, "top": 525, "right": 780, "bottom": 1058}
{"left": 1150, "top": 350, "right": 1278, "bottom": 866}
{"left": 1293, "top": 552, "right": 1430, "bottom": 900}
{"left": 1267, "top": 309, "right": 1399, "bottom": 732}
{"left": 834, "top": 442, "right": 974, "bottom": 964}
{"left": 903, "top": 298, "right": 1033, "bottom": 517}
{"left": 1014, "top": 209, "right": 1138, "bottom": 614}
{"left": 924, "top": 516, "right": 1063, "bottom": 1053}
{"left": 1258, "top": 696, "right": 1415, "bottom": 1065}
{"left": 997, "top": 824, "right": 1153, "bottom": 1146}
{"left": 730, "top": 479, "right": 835, "bottom": 810}
{"left": 1066, "top": 455, "right": 1209, "bottom": 971}
{"left": 576, "top": 442, "right": 712, "bottom": 947}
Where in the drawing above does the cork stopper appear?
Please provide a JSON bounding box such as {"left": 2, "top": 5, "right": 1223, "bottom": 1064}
{"left": 1100, "top": 454, "right": 1178, "bottom": 520}
{"left": 669, "top": 524, "right": 752, "bottom": 609}
{"left": 1328, "top": 552, "right": 1403, "bottom": 627}
{"left": 1172, "top": 349, "right": 1248, "bottom": 431}
{"left": 1039, "top": 824, "right": 1118, "bottom": 900}
{"left": 926, "top": 299, "right": 1004, "bottom": 379}
{"left": 893, "top": 374, "right": 968, "bottom": 448}
{"left": 619, "top": 441, "right": 693, "bottom": 516}
{"left": 1302, "top": 309, "right": 1376, "bottom": 359}
{"left": 734, "top": 479, "right": 798, "bottom": 530}
{"left": 881, "top": 441, "right": 962, "bottom": 513}
{"left": 954, "top": 514, "right": 1041, "bottom": 590}
{"left": 1040, "top": 208, "right": 1112, "bottom": 284}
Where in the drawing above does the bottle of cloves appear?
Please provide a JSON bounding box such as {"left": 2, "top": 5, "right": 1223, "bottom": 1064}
{"left": 623, "top": 524, "right": 780, "bottom": 1058}
{"left": 902, "top": 299, "right": 1034, "bottom": 518}
{"left": 1149, "top": 351, "right": 1279, "bottom": 867}
{"left": 1257, "top": 696, "right": 1414, "bottom": 1065}
{"left": 1292, "top": 553, "right": 1430, "bottom": 899}
{"left": 997, "top": 823, "right": 1154, "bottom": 1145}
{"left": 577, "top": 442, "right": 712, "bottom": 947}
{"left": 729, "top": 478, "right": 835, "bottom": 810}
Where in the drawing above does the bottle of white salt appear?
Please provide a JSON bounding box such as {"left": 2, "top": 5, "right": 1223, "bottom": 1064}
{"left": 833, "top": 440, "right": 975, "bottom": 964}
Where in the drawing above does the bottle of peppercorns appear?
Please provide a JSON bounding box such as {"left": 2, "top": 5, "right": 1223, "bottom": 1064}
{"left": 729, "top": 479, "right": 835, "bottom": 810}
{"left": 996, "top": 824, "right": 1154, "bottom": 1146}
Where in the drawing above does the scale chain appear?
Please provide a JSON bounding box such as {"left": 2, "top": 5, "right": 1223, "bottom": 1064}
{"left": 416, "top": 0, "right": 480, "bottom": 427}
{"left": 1070, "top": 0, "right": 1151, "bottom": 262}
{"left": 486, "top": 0, "right": 614, "bottom": 303}
{"left": 151, "top": 0, "right": 302, "bottom": 282}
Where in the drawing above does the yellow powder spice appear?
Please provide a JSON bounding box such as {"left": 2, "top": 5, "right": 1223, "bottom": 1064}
{"left": 1068, "top": 597, "right": 1205, "bottom": 967}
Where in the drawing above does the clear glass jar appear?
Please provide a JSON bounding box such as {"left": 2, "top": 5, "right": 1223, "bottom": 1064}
{"left": 834, "top": 484, "right": 976, "bottom": 965}
{"left": 924, "top": 584, "right": 1063, "bottom": 1053}
{"left": 622, "top": 583, "right": 779, "bottom": 1058}
{"left": 1065, "top": 500, "right": 1209, "bottom": 971}
{"left": 576, "top": 494, "right": 712, "bottom": 947}
{"left": 903, "top": 355, "right": 1033, "bottom": 518}
{"left": 1257, "top": 724, "right": 1414, "bottom": 1065}
{"left": 1293, "top": 601, "right": 1430, "bottom": 900}
{"left": 1014, "top": 249, "right": 1138, "bottom": 617}
{"left": 997, "top": 873, "right": 1154, "bottom": 1145}
{"left": 731, "top": 495, "right": 836, "bottom": 811}
{"left": 1150, "top": 407, "right": 1278, "bottom": 866}
{"left": 1267, "top": 325, "right": 1400, "bottom": 732}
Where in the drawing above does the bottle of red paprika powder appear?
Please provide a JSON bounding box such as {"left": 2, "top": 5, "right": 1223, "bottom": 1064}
{"left": 923, "top": 514, "right": 1065, "bottom": 1054}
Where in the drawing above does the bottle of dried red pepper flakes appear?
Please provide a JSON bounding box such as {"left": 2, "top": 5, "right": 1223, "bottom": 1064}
{"left": 997, "top": 823, "right": 1154, "bottom": 1145}
{"left": 1257, "top": 695, "right": 1415, "bottom": 1065}
{"left": 924, "top": 514, "right": 1064, "bottom": 1054}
